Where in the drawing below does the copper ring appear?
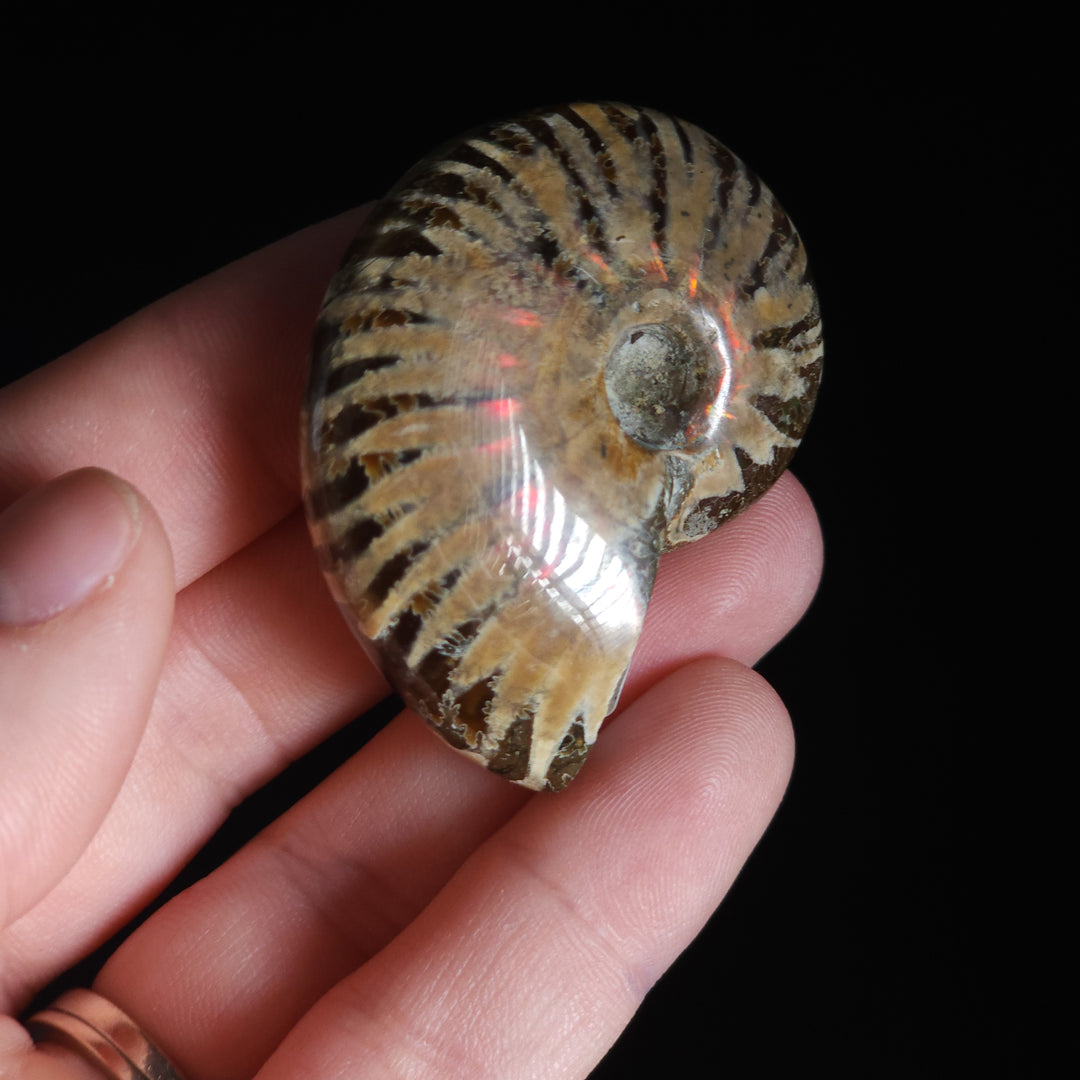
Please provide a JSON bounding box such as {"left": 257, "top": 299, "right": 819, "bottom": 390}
{"left": 27, "top": 988, "right": 187, "bottom": 1079}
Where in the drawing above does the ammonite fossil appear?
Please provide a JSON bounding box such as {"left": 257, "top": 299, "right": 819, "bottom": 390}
{"left": 302, "top": 103, "right": 822, "bottom": 791}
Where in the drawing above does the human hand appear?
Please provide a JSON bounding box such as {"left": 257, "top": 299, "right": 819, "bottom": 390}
{"left": 0, "top": 212, "right": 822, "bottom": 1078}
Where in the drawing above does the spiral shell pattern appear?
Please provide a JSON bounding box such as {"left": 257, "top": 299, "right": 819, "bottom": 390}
{"left": 302, "top": 103, "right": 822, "bottom": 791}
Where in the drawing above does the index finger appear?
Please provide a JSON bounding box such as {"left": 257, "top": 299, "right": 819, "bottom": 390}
{"left": 0, "top": 210, "right": 365, "bottom": 588}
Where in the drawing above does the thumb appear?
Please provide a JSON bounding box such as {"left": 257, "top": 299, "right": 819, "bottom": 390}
{"left": 0, "top": 468, "right": 174, "bottom": 929}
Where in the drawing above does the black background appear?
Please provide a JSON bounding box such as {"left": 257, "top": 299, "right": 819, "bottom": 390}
{"left": 7, "top": 8, "right": 1052, "bottom": 1076}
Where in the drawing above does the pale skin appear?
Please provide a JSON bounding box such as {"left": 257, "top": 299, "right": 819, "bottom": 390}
{"left": 0, "top": 211, "right": 823, "bottom": 1079}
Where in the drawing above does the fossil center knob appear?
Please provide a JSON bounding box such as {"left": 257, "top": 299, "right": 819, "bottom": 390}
{"left": 604, "top": 317, "right": 726, "bottom": 453}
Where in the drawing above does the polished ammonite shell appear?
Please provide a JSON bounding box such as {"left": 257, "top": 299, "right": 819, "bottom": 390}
{"left": 302, "top": 103, "right": 822, "bottom": 791}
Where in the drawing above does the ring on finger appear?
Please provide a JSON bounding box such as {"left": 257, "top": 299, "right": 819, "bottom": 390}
{"left": 27, "top": 988, "right": 187, "bottom": 1080}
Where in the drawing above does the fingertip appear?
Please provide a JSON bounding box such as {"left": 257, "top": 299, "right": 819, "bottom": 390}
{"left": 0, "top": 468, "right": 143, "bottom": 627}
{"left": 635, "top": 472, "right": 823, "bottom": 694}
{"left": 762, "top": 469, "right": 825, "bottom": 598}
{"left": 598, "top": 655, "right": 796, "bottom": 820}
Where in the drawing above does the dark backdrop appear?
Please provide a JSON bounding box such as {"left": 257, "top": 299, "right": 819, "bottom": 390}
{"left": 7, "top": 9, "right": 1044, "bottom": 1075}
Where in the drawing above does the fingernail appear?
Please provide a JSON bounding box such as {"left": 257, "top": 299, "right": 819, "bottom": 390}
{"left": 0, "top": 469, "right": 141, "bottom": 627}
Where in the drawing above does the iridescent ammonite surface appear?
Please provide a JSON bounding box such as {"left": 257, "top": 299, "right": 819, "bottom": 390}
{"left": 302, "top": 103, "right": 822, "bottom": 791}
